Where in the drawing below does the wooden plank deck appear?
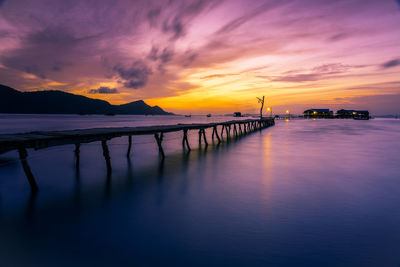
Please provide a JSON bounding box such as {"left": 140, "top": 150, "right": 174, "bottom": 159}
{"left": 0, "top": 118, "right": 275, "bottom": 192}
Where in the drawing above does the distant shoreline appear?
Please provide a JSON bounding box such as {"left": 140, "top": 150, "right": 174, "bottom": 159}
{"left": 0, "top": 84, "right": 173, "bottom": 115}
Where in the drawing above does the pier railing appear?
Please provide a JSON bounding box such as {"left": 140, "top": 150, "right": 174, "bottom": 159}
{"left": 0, "top": 118, "right": 275, "bottom": 191}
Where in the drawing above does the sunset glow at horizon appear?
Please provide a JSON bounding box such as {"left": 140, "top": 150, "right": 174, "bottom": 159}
{"left": 1, "top": 0, "right": 400, "bottom": 115}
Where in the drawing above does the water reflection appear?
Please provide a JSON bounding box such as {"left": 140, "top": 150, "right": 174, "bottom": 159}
{"left": 262, "top": 131, "right": 272, "bottom": 194}
{"left": 74, "top": 162, "right": 82, "bottom": 209}
{"left": 24, "top": 192, "right": 37, "bottom": 224}
{"left": 1, "top": 119, "right": 400, "bottom": 266}
{"left": 16, "top": 134, "right": 248, "bottom": 220}
{"left": 126, "top": 157, "right": 134, "bottom": 186}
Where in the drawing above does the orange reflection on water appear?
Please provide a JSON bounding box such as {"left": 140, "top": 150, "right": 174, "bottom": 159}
{"left": 261, "top": 131, "right": 273, "bottom": 197}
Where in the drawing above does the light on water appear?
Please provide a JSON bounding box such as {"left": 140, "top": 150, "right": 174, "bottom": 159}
{"left": 1, "top": 116, "right": 400, "bottom": 266}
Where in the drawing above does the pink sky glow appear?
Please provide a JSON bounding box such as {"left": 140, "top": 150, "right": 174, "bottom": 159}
{"left": 0, "top": 0, "right": 400, "bottom": 115}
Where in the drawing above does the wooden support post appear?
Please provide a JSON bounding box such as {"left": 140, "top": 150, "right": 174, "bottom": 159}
{"left": 182, "top": 130, "right": 186, "bottom": 147}
{"left": 221, "top": 125, "right": 225, "bottom": 139}
{"left": 101, "top": 140, "right": 112, "bottom": 174}
{"left": 202, "top": 129, "right": 208, "bottom": 147}
{"left": 225, "top": 124, "right": 229, "bottom": 138}
{"left": 154, "top": 132, "right": 165, "bottom": 158}
{"left": 127, "top": 135, "right": 132, "bottom": 157}
{"left": 212, "top": 127, "right": 215, "bottom": 141}
{"left": 233, "top": 124, "right": 238, "bottom": 137}
{"left": 198, "top": 129, "right": 202, "bottom": 145}
{"left": 214, "top": 126, "right": 221, "bottom": 143}
{"left": 18, "top": 148, "right": 38, "bottom": 192}
{"left": 74, "top": 143, "right": 80, "bottom": 168}
{"left": 183, "top": 129, "right": 191, "bottom": 151}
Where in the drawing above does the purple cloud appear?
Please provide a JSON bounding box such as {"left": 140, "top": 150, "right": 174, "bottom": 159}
{"left": 147, "top": 46, "right": 174, "bottom": 66}
{"left": 268, "top": 64, "right": 365, "bottom": 83}
{"left": 159, "top": 0, "right": 219, "bottom": 40}
{"left": 382, "top": 59, "right": 400, "bottom": 69}
{"left": 328, "top": 33, "right": 349, "bottom": 42}
{"left": 88, "top": 86, "right": 118, "bottom": 94}
{"left": 113, "top": 61, "right": 152, "bottom": 89}
{"left": 216, "top": 1, "right": 290, "bottom": 34}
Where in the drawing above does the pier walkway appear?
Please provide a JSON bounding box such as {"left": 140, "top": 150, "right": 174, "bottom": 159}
{"left": 0, "top": 118, "right": 274, "bottom": 191}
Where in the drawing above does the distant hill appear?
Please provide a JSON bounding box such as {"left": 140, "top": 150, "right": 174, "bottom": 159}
{"left": 0, "top": 84, "right": 173, "bottom": 115}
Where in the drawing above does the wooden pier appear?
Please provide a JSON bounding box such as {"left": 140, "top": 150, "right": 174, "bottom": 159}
{"left": 0, "top": 118, "right": 274, "bottom": 192}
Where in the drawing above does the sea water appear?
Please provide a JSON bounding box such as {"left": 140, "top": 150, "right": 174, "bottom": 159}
{"left": 0, "top": 115, "right": 399, "bottom": 266}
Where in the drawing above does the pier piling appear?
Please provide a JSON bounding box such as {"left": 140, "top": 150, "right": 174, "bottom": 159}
{"left": 182, "top": 129, "right": 191, "bottom": 151}
{"left": 214, "top": 126, "right": 221, "bottom": 144}
{"left": 154, "top": 132, "right": 165, "bottom": 159}
{"left": 127, "top": 135, "right": 132, "bottom": 157}
{"left": 18, "top": 148, "right": 38, "bottom": 192}
{"left": 74, "top": 143, "right": 80, "bottom": 168}
{"left": 202, "top": 129, "right": 208, "bottom": 147}
{"left": 101, "top": 140, "right": 112, "bottom": 175}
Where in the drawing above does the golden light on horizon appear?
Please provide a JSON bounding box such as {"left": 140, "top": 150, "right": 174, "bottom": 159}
{"left": 1, "top": 0, "right": 399, "bottom": 115}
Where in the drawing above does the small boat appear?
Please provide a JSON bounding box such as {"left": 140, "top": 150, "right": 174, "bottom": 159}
{"left": 185, "top": 115, "right": 191, "bottom": 117}
{"left": 206, "top": 114, "right": 211, "bottom": 117}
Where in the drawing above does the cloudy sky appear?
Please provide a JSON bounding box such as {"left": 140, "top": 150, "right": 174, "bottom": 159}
{"left": 0, "top": 0, "right": 400, "bottom": 114}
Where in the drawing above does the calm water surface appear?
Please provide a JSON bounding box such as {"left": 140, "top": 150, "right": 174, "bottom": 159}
{"left": 0, "top": 115, "right": 399, "bottom": 266}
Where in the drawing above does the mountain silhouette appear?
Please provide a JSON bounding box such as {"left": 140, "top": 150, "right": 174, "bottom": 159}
{"left": 0, "top": 84, "right": 172, "bottom": 115}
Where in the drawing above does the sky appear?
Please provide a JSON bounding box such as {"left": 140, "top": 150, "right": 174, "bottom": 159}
{"left": 0, "top": 0, "right": 400, "bottom": 115}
